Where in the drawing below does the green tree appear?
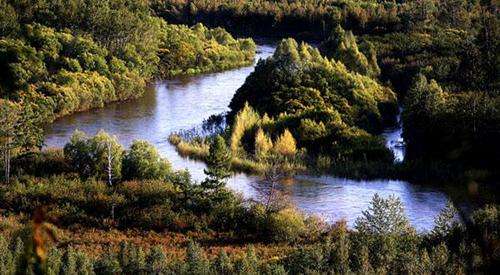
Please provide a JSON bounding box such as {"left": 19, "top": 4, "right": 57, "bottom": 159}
{"left": 214, "top": 249, "right": 233, "bottom": 274}
{"left": 64, "top": 130, "right": 124, "bottom": 181}
{"left": 185, "top": 240, "right": 211, "bottom": 275}
{"left": 122, "top": 140, "right": 171, "bottom": 180}
{"left": 201, "top": 135, "right": 232, "bottom": 190}
{"left": 235, "top": 246, "right": 259, "bottom": 275}
{"left": 230, "top": 103, "right": 260, "bottom": 154}
{"left": 146, "top": 246, "right": 168, "bottom": 274}
{"left": 355, "top": 194, "right": 413, "bottom": 235}
{"left": 319, "top": 25, "right": 380, "bottom": 77}
{"left": 0, "top": 99, "right": 43, "bottom": 183}
{"left": 96, "top": 249, "right": 122, "bottom": 274}
{"left": 432, "top": 201, "right": 462, "bottom": 240}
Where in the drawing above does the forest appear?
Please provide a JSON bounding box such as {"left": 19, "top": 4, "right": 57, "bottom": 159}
{"left": 0, "top": 0, "right": 255, "bottom": 134}
{"left": 0, "top": 0, "right": 499, "bottom": 274}
{"left": 168, "top": 0, "right": 499, "bottom": 181}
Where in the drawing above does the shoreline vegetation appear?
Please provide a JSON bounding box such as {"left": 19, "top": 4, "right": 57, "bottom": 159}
{"left": 153, "top": 0, "right": 499, "bottom": 183}
{"left": 1, "top": 131, "right": 499, "bottom": 273}
{"left": 1, "top": 0, "right": 499, "bottom": 273}
{"left": 167, "top": 37, "right": 498, "bottom": 184}
{"left": 0, "top": 1, "right": 256, "bottom": 129}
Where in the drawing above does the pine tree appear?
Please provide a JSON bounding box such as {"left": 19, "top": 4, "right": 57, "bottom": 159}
{"left": 235, "top": 246, "right": 259, "bottom": 275}
{"left": 46, "top": 248, "right": 63, "bottom": 275}
{"left": 61, "top": 247, "right": 77, "bottom": 275}
{"left": 146, "top": 246, "right": 168, "bottom": 274}
{"left": 432, "top": 201, "right": 462, "bottom": 240}
{"left": 214, "top": 249, "right": 233, "bottom": 274}
{"left": 185, "top": 241, "right": 211, "bottom": 275}
{"left": 202, "top": 135, "right": 232, "bottom": 190}
{"left": 262, "top": 263, "right": 287, "bottom": 275}
{"left": 333, "top": 225, "right": 350, "bottom": 274}
{"left": 230, "top": 102, "right": 260, "bottom": 154}
{"left": 0, "top": 99, "right": 44, "bottom": 183}
{"left": 75, "top": 251, "right": 93, "bottom": 275}
{"left": 0, "top": 235, "right": 15, "bottom": 274}
{"left": 96, "top": 250, "right": 122, "bottom": 274}
{"left": 431, "top": 242, "right": 450, "bottom": 273}
{"left": 354, "top": 194, "right": 413, "bottom": 235}
{"left": 319, "top": 25, "right": 380, "bottom": 77}
{"left": 418, "top": 249, "right": 432, "bottom": 274}
{"left": 358, "top": 245, "right": 373, "bottom": 274}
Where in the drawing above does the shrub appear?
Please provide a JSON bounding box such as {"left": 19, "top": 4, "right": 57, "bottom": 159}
{"left": 12, "top": 149, "right": 70, "bottom": 177}
{"left": 122, "top": 140, "right": 171, "bottom": 180}
{"left": 266, "top": 208, "right": 306, "bottom": 242}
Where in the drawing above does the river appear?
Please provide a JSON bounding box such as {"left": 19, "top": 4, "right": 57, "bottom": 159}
{"left": 44, "top": 44, "right": 448, "bottom": 231}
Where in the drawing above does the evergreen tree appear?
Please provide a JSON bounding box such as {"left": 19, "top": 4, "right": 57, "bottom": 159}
{"left": 431, "top": 242, "right": 450, "bottom": 273}
{"left": 61, "top": 247, "right": 78, "bottom": 275}
{"left": 235, "top": 246, "right": 259, "bottom": 275}
{"left": 355, "top": 194, "right": 413, "bottom": 235}
{"left": 146, "top": 245, "right": 168, "bottom": 274}
{"left": 214, "top": 249, "right": 234, "bottom": 274}
{"left": 0, "top": 99, "right": 44, "bottom": 183}
{"left": 185, "top": 240, "right": 211, "bottom": 275}
{"left": 319, "top": 25, "right": 380, "bottom": 77}
{"left": 46, "top": 248, "right": 63, "bottom": 275}
{"left": 96, "top": 250, "right": 122, "bottom": 274}
{"left": 0, "top": 235, "right": 15, "bottom": 274}
{"left": 75, "top": 251, "right": 93, "bottom": 275}
{"left": 201, "top": 135, "right": 232, "bottom": 190}
{"left": 358, "top": 245, "right": 373, "bottom": 274}
{"left": 333, "top": 224, "right": 350, "bottom": 274}
{"left": 432, "top": 201, "right": 462, "bottom": 240}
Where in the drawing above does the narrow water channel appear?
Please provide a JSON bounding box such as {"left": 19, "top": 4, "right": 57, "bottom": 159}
{"left": 44, "top": 44, "right": 448, "bottom": 231}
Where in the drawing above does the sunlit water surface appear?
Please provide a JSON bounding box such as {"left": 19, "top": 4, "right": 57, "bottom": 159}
{"left": 44, "top": 44, "right": 448, "bottom": 231}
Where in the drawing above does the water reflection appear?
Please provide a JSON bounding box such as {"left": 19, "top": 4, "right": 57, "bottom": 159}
{"left": 44, "top": 44, "right": 447, "bottom": 231}
{"left": 228, "top": 175, "right": 448, "bottom": 232}
{"left": 382, "top": 108, "right": 405, "bottom": 162}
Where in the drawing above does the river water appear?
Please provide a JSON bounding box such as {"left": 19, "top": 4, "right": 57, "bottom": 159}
{"left": 44, "top": 44, "right": 448, "bottom": 231}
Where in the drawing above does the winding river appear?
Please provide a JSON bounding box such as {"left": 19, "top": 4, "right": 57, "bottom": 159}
{"left": 44, "top": 44, "right": 448, "bottom": 231}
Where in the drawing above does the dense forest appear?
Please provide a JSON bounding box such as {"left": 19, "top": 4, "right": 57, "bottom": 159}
{"left": 0, "top": 0, "right": 255, "bottom": 149}
{"left": 167, "top": 0, "right": 499, "bottom": 180}
{"left": 0, "top": 0, "right": 499, "bottom": 274}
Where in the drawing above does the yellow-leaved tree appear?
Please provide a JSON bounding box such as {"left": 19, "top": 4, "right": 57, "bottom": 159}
{"left": 254, "top": 128, "right": 273, "bottom": 160}
{"left": 273, "top": 129, "right": 297, "bottom": 158}
{"left": 230, "top": 102, "right": 260, "bottom": 155}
